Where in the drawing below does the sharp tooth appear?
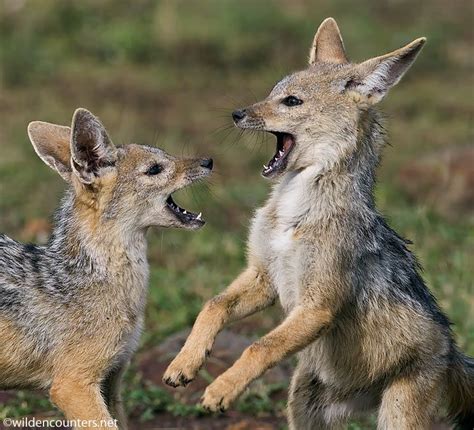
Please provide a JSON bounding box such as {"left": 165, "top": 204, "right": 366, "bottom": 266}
{"left": 183, "top": 210, "right": 187, "bottom": 214}
{"left": 279, "top": 150, "right": 284, "bottom": 156}
{"left": 196, "top": 212, "right": 202, "bottom": 220}
{"left": 263, "top": 164, "right": 268, "bottom": 169}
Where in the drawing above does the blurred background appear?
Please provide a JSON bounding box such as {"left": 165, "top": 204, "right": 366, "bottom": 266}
{"left": 0, "top": 0, "right": 472, "bottom": 428}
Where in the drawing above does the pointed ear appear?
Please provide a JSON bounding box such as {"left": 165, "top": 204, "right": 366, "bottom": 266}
{"left": 309, "top": 17, "right": 348, "bottom": 65}
{"left": 346, "top": 37, "right": 426, "bottom": 105}
{"left": 70, "top": 108, "right": 117, "bottom": 184}
{"left": 27, "top": 121, "right": 72, "bottom": 181}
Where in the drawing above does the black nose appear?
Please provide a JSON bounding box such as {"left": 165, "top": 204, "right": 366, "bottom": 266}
{"left": 232, "top": 109, "right": 246, "bottom": 123}
{"left": 200, "top": 158, "right": 213, "bottom": 170}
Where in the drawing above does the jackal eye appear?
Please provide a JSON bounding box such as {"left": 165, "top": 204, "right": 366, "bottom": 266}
{"left": 282, "top": 96, "right": 303, "bottom": 107}
{"left": 146, "top": 164, "right": 163, "bottom": 175}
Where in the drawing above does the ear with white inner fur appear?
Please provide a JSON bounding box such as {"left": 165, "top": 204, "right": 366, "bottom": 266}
{"left": 346, "top": 37, "right": 426, "bottom": 105}
{"left": 27, "top": 121, "right": 72, "bottom": 181}
{"left": 70, "top": 108, "right": 117, "bottom": 184}
{"left": 309, "top": 17, "right": 348, "bottom": 65}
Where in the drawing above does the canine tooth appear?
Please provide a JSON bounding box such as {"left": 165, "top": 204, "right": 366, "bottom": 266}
{"left": 279, "top": 150, "right": 284, "bottom": 156}
{"left": 263, "top": 164, "right": 268, "bottom": 169}
{"left": 183, "top": 210, "right": 187, "bottom": 214}
{"left": 197, "top": 212, "right": 202, "bottom": 220}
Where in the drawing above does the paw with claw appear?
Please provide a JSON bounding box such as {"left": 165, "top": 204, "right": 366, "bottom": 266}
{"left": 163, "top": 348, "right": 207, "bottom": 387}
{"left": 201, "top": 374, "right": 245, "bottom": 412}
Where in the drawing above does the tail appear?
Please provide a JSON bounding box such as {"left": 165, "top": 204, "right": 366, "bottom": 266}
{"left": 447, "top": 347, "right": 474, "bottom": 429}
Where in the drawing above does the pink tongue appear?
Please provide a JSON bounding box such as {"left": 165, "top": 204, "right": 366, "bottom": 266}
{"left": 282, "top": 134, "right": 293, "bottom": 151}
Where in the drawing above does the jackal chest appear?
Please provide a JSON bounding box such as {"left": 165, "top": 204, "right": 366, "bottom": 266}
{"left": 250, "top": 209, "right": 303, "bottom": 312}
{"left": 89, "top": 262, "right": 149, "bottom": 355}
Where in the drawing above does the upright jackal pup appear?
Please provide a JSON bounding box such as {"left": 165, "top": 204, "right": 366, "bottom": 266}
{"left": 164, "top": 18, "right": 474, "bottom": 429}
{"left": 0, "top": 108, "right": 212, "bottom": 429}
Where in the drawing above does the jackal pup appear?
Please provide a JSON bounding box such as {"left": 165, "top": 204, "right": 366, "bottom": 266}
{"left": 164, "top": 18, "right": 473, "bottom": 429}
{"left": 0, "top": 108, "right": 213, "bottom": 429}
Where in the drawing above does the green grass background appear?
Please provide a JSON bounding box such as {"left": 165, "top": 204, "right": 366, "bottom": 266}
{"left": 0, "top": 0, "right": 472, "bottom": 427}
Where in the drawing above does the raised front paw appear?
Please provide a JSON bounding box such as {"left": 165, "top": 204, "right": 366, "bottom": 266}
{"left": 201, "top": 376, "right": 243, "bottom": 412}
{"left": 163, "top": 350, "right": 204, "bottom": 388}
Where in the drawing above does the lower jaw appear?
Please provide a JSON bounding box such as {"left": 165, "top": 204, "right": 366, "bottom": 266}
{"left": 262, "top": 151, "right": 292, "bottom": 178}
{"left": 262, "top": 163, "right": 288, "bottom": 178}
{"left": 175, "top": 216, "right": 205, "bottom": 229}
{"left": 165, "top": 195, "right": 204, "bottom": 228}
{"left": 180, "top": 217, "right": 205, "bottom": 228}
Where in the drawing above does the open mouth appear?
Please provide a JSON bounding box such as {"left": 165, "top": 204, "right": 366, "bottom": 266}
{"left": 166, "top": 195, "right": 204, "bottom": 228}
{"left": 262, "top": 132, "right": 296, "bottom": 177}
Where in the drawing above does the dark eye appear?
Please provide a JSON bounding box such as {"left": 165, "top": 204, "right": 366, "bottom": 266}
{"left": 146, "top": 164, "right": 163, "bottom": 175}
{"left": 282, "top": 96, "right": 303, "bottom": 107}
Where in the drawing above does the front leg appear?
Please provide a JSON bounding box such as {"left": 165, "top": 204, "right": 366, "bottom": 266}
{"left": 201, "top": 305, "right": 333, "bottom": 412}
{"left": 163, "top": 265, "right": 274, "bottom": 387}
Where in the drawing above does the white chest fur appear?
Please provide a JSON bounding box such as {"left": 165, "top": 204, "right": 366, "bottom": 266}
{"left": 268, "top": 224, "right": 300, "bottom": 312}
{"left": 249, "top": 169, "right": 319, "bottom": 312}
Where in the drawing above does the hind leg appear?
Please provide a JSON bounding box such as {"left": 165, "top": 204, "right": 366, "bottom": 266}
{"left": 288, "top": 366, "right": 345, "bottom": 430}
{"left": 102, "top": 363, "right": 128, "bottom": 430}
{"left": 50, "top": 374, "right": 117, "bottom": 430}
{"left": 377, "top": 370, "right": 443, "bottom": 430}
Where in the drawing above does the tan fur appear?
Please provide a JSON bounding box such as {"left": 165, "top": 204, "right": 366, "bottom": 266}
{"left": 165, "top": 18, "right": 472, "bottom": 429}
{"left": 27, "top": 122, "right": 72, "bottom": 180}
{"left": 201, "top": 305, "right": 333, "bottom": 411}
{"left": 50, "top": 376, "right": 113, "bottom": 429}
{"left": 163, "top": 266, "right": 274, "bottom": 386}
{"left": 377, "top": 374, "right": 443, "bottom": 430}
{"left": 309, "top": 17, "right": 348, "bottom": 65}
{"left": 1, "top": 109, "right": 212, "bottom": 429}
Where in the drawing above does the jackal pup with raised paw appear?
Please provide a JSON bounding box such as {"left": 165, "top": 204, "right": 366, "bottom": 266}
{"left": 164, "top": 18, "right": 473, "bottom": 429}
{"left": 0, "top": 108, "right": 213, "bottom": 429}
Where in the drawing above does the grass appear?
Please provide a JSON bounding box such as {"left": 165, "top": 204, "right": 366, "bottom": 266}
{"left": 0, "top": 0, "right": 472, "bottom": 428}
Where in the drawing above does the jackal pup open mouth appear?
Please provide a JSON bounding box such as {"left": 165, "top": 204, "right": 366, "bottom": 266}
{"left": 262, "top": 131, "right": 296, "bottom": 177}
{"left": 231, "top": 108, "right": 296, "bottom": 178}
{"left": 165, "top": 194, "right": 204, "bottom": 227}
{"left": 161, "top": 156, "right": 213, "bottom": 229}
